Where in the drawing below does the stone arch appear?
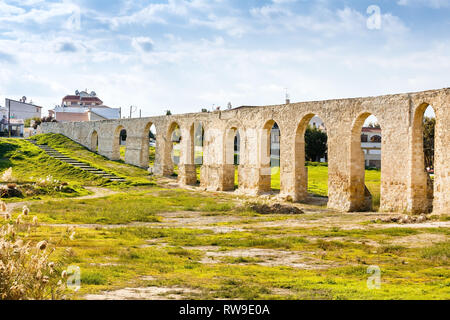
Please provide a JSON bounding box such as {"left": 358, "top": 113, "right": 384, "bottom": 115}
{"left": 191, "top": 121, "right": 204, "bottom": 167}
{"left": 409, "top": 102, "right": 435, "bottom": 213}
{"left": 294, "top": 113, "right": 328, "bottom": 201}
{"left": 112, "top": 125, "right": 125, "bottom": 160}
{"left": 258, "top": 119, "right": 281, "bottom": 193}
{"left": 138, "top": 121, "right": 156, "bottom": 169}
{"left": 90, "top": 130, "right": 98, "bottom": 152}
{"left": 165, "top": 121, "right": 182, "bottom": 176}
{"left": 349, "top": 112, "right": 383, "bottom": 211}
{"left": 223, "top": 122, "right": 243, "bottom": 191}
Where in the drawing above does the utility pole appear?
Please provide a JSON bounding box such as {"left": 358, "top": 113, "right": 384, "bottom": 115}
{"left": 7, "top": 99, "right": 11, "bottom": 137}
{"left": 129, "top": 105, "right": 137, "bottom": 119}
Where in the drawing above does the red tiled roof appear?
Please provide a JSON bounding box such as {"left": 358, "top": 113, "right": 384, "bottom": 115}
{"left": 362, "top": 127, "right": 381, "bottom": 133}
{"left": 62, "top": 95, "right": 103, "bottom": 104}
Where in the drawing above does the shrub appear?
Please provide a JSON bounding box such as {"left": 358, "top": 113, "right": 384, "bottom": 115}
{"left": 0, "top": 203, "right": 69, "bottom": 300}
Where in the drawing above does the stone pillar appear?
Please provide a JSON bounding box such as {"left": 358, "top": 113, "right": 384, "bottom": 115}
{"left": 433, "top": 103, "right": 450, "bottom": 214}
{"left": 286, "top": 132, "right": 308, "bottom": 202}
{"left": 233, "top": 128, "right": 268, "bottom": 195}
{"left": 153, "top": 131, "right": 170, "bottom": 176}
{"left": 98, "top": 134, "right": 118, "bottom": 161}
{"left": 177, "top": 126, "right": 197, "bottom": 186}
{"left": 124, "top": 135, "right": 144, "bottom": 167}
{"left": 200, "top": 126, "right": 221, "bottom": 190}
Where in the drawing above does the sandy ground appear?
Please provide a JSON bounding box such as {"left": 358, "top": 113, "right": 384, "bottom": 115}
{"left": 1, "top": 187, "right": 118, "bottom": 214}
{"left": 84, "top": 286, "right": 202, "bottom": 300}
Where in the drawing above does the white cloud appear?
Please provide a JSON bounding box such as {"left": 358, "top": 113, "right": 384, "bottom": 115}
{"left": 0, "top": 1, "right": 79, "bottom": 24}
{"left": 397, "top": 0, "right": 450, "bottom": 8}
{"left": 132, "top": 37, "right": 154, "bottom": 52}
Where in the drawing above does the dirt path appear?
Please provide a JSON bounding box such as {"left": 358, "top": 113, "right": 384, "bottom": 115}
{"left": 1, "top": 187, "right": 118, "bottom": 214}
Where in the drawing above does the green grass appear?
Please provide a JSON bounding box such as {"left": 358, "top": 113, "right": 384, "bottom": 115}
{"left": 269, "top": 164, "right": 381, "bottom": 207}
{"left": 19, "top": 217, "right": 450, "bottom": 300}
{"left": 23, "top": 188, "right": 237, "bottom": 225}
{"left": 4, "top": 181, "right": 447, "bottom": 300}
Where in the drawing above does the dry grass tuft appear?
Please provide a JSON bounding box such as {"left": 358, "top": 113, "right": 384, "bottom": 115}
{"left": 0, "top": 203, "right": 69, "bottom": 300}
{"left": 1, "top": 168, "right": 14, "bottom": 183}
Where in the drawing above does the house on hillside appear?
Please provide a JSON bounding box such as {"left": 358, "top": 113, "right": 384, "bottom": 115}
{"left": 49, "top": 90, "right": 121, "bottom": 122}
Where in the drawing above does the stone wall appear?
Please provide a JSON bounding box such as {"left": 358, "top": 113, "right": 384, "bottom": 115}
{"left": 41, "top": 88, "right": 450, "bottom": 214}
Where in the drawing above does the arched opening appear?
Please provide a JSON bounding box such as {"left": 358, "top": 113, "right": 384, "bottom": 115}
{"left": 193, "top": 122, "right": 204, "bottom": 183}
{"left": 261, "top": 120, "right": 280, "bottom": 192}
{"left": 141, "top": 122, "right": 157, "bottom": 169}
{"left": 224, "top": 126, "right": 241, "bottom": 190}
{"left": 168, "top": 122, "right": 181, "bottom": 176}
{"left": 350, "top": 113, "right": 382, "bottom": 211}
{"left": 119, "top": 129, "right": 127, "bottom": 161}
{"left": 234, "top": 130, "right": 240, "bottom": 188}
{"left": 295, "top": 114, "right": 328, "bottom": 201}
{"left": 411, "top": 104, "right": 435, "bottom": 213}
{"left": 112, "top": 125, "right": 125, "bottom": 161}
{"left": 90, "top": 130, "right": 98, "bottom": 152}
{"left": 149, "top": 124, "right": 157, "bottom": 166}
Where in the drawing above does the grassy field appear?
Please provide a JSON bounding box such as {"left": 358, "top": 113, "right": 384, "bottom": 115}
{"left": 6, "top": 186, "right": 448, "bottom": 300}
{"left": 271, "top": 164, "right": 381, "bottom": 208}
{"left": 1, "top": 134, "right": 448, "bottom": 300}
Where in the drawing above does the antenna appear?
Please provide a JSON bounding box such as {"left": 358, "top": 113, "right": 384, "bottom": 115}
{"left": 285, "top": 88, "right": 290, "bottom": 104}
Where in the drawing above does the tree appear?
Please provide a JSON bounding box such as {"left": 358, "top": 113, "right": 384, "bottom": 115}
{"left": 32, "top": 116, "right": 56, "bottom": 129}
{"left": 165, "top": 110, "right": 172, "bottom": 116}
{"left": 423, "top": 117, "right": 435, "bottom": 169}
{"left": 368, "top": 122, "right": 381, "bottom": 129}
{"left": 24, "top": 117, "right": 40, "bottom": 128}
{"left": 305, "top": 125, "right": 327, "bottom": 162}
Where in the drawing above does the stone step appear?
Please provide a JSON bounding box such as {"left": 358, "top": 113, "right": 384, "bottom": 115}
{"left": 29, "top": 141, "right": 127, "bottom": 183}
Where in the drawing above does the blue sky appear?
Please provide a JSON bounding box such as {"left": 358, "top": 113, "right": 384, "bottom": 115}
{"left": 0, "top": 0, "right": 449, "bottom": 117}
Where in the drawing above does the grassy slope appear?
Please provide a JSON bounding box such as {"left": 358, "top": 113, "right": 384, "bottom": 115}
{"left": 0, "top": 138, "right": 105, "bottom": 199}
{"left": 34, "top": 134, "right": 153, "bottom": 186}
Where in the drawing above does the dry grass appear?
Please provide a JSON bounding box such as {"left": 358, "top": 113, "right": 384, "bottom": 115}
{"left": 0, "top": 201, "right": 69, "bottom": 300}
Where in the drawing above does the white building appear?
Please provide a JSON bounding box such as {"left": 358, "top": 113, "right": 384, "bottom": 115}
{"left": 0, "top": 97, "right": 42, "bottom": 137}
{"left": 49, "top": 90, "right": 121, "bottom": 122}
{"left": 361, "top": 127, "right": 382, "bottom": 169}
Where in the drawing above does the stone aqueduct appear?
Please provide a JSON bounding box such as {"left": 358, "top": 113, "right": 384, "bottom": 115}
{"left": 41, "top": 88, "right": 450, "bottom": 214}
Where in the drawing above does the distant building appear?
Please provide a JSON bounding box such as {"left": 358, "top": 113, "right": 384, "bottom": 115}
{"left": 310, "top": 116, "right": 327, "bottom": 132}
{"left": 361, "top": 127, "right": 382, "bottom": 169}
{"left": 49, "top": 90, "right": 121, "bottom": 122}
{"left": 0, "top": 97, "right": 43, "bottom": 137}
